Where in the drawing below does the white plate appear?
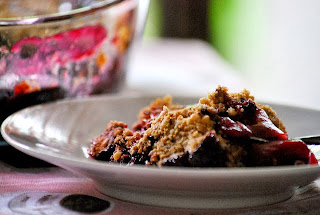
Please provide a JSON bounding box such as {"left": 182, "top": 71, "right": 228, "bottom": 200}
{"left": 2, "top": 94, "right": 320, "bottom": 209}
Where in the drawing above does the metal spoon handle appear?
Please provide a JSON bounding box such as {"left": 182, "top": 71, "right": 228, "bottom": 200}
{"left": 292, "top": 135, "right": 320, "bottom": 145}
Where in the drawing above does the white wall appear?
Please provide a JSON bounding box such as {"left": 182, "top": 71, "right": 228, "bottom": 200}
{"left": 233, "top": 0, "right": 320, "bottom": 108}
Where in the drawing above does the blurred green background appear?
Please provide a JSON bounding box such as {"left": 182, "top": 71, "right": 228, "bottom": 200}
{"left": 143, "top": 0, "right": 266, "bottom": 74}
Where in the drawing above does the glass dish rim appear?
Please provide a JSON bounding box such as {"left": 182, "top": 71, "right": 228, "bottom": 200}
{"left": 0, "top": 0, "right": 127, "bottom": 26}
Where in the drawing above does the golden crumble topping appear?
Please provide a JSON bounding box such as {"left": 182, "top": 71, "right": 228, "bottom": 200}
{"left": 88, "top": 86, "right": 314, "bottom": 167}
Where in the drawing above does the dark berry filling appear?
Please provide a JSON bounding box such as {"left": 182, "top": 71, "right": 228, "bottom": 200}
{"left": 188, "top": 132, "right": 228, "bottom": 167}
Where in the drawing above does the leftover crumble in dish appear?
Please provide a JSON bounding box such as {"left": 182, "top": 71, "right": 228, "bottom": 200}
{"left": 88, "top": 86, "right": 318, "bottom": 167}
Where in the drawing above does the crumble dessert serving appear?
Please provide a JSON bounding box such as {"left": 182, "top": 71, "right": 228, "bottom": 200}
{"left": 88, "top": 86, "right": 318, "bottom": 167}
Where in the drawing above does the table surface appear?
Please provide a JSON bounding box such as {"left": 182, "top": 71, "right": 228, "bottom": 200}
{"left": 126, "top": 39, "right": 246, "bottom": 96}
{"left": 1, "top": 39, "right": 320, "bottom": 215}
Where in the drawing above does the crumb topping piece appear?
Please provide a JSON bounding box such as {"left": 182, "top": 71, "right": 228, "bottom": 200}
{"left": 132, "top": 105, "right": 214, "bottom": 164}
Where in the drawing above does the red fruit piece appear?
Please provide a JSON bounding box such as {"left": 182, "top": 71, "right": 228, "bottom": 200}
{"left": 218, "top": 116, "right": 253, "bottom": 138}
{"left": 251, "top": 140, "right": 311, "bottom": 166}
{"left": 14, "top": 80, "right": 40, "bottom": 97}
{"left": 248, "top": 109, "right": 288, "bottom": 140}
{"left": 309, "top": 152, "right": 319, "bottom": 165}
